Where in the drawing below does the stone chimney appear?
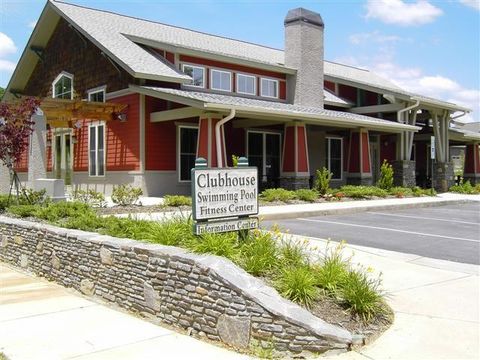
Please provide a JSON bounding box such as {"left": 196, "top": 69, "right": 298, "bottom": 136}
{"left": 284, "top": 8, "right": 324, "bottom": 108}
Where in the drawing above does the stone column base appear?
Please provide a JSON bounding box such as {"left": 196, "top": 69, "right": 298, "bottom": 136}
{"left": 463, "top": 174, "right": 480, "bottom": 185}
{"left": 393, "top": 160, "right": 416, "bottom": 187}
{"left": 433, "top": 162, "right": 454, "bottom": 192}
{"left": 346, "top": 175, "right": 373, "bottom": 186}
{"left": 279, "top": 177, "right": 310, "bottom": 190}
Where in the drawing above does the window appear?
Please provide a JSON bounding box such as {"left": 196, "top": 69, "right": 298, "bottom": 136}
{"left": 260, "top": 78, "right": 278, "bottom": 98}
{"left": 236, "top": 74, "right": 256, "bottom": 95}
{"left": 89, "top": 123, "right": 105, "bottom": 177}
{"left": 52, "top": 72, "right": 73, "bottom": 99}
{"left": 210, "top": 69, "right": 232, "bottom": 92}
{"left": 88, "top": 86, "right": 106, "bottom": 103}
{"left": 182, "top": 64, "right": 205, "bottom": 88}
{"left": 326, "top": 137, "right": 343, "bottom": 180}
{"left": 179, "top": 126, "right": 198, "bottom": 181}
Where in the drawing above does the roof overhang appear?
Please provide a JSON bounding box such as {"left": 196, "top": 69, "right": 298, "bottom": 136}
{"left": 130, "top": 85, "right": 419, "bottom": 133}
{"left": 449, "top": 128, "right": 480, "bottom": 142}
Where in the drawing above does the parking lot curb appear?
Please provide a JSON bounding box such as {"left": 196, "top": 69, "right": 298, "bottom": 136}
{"left": 259, "top": 199, "right": 472, "bottom": 221}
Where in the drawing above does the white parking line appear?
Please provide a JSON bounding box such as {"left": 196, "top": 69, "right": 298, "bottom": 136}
{"left": 297, "top": 218, "right": 480, "bottom": 243}
{"left": 426, "top": 208, "right": 480, "bottom": 215}
{"left": 368, "top": 212, "right": 479, "bottom": 225}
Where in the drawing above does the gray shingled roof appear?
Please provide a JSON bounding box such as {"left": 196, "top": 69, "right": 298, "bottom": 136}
{"left": 324, "top": 89, "right": 352, "bottom": 107}
{"left": 133, "top": 86, "right": 419, "bottom": 132}
{"left": 51, "top": 1, "right": 468, "bottom": 112}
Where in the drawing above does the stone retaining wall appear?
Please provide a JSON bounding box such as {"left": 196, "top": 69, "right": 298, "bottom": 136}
{"left": 0, "top": 216, "right": 351, "bottom": 356}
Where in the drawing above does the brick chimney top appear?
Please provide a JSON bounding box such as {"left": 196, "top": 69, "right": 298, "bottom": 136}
{"left": 284, "top": 8, "right": 324, "bottom": 28}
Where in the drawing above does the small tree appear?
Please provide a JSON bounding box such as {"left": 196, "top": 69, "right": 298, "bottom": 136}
{"left": 377, "top": 160, "right": 394, "bottom": 190}
{"left": 314, "top": 167, "right": 333, "bottom": 195}
{"left": 0, "top": 97, "right": 41, "bottom": 203}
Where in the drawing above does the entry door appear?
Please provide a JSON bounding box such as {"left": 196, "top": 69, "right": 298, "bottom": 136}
{"left": 247, "top": 132, "right": 281, "bottom": 187}
{"left": 369, "top": 135, "right": 380, "bottom": 184}
{"left": 53, "top": 130, "right": 73, "bottom": 185}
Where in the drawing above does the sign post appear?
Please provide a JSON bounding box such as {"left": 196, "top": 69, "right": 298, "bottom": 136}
{"left": 191, "top": 157, "right": 258, "bottom": 237}
{"left": 430, "top": 136, "right": 435, "bottom": 191}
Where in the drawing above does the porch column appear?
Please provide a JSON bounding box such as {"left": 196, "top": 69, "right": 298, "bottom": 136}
{"left": 27, "top": 108, "right": 47, "bottom": 187}
{"left": 347, "top": 128, "right": 372, "bottom": 185}
{"left": 279, "top": 122, "right": 310, "bottom": 190}
{"left": 196, "top": 113, "right": 227, "bottom": 168}
{"left": 393, "top": 130, "right": 416, "bottom": 187}
{"left": 464, "top": 143, "right": 480, "bottom": 185}
{"left": 432, "top": 110, "right": 454, "bottom": 192}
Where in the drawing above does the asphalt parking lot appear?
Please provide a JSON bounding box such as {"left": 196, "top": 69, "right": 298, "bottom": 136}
{"left": 262, "top": 203, "right": 480, "bottom": 265}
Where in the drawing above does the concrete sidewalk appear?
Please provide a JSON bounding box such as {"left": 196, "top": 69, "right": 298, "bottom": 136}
{"left": 0, "top": 264, "right": 250, "bottom": 360}
{"left": 114, "top": 193, "right": 479, "bottom": 222}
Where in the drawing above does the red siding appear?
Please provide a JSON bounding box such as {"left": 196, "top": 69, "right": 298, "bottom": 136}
{"left": 348, "top": 132, "right": 360, "bottom": 173}
{"left": 282, "top": 126, "right": 295, "bottom": 172}
{"left": 324, "top": 81, "right": 335, "bottom": 92}
{"left": 106, "top": 94, "right": 141, "bottom": 171}
{"left": 279, "top": 81, "right": 287, "bottom": 100}
{"left": 380, "top": 135, "right": 396, "bottom": 163}
{"left": 297, "top": 126, "right": 308, "bottom": 172}
{"left": 338, "top": 84, "right": 357, "bottom": 103}
{"left": 47, "top": 130, "right": 52, "bottom": 172}
{"left": 73, "top": 122, "right": 89, "bottom": 171}
{"left": 362, "top": 132, "right": 371, "bottom": 173}
{"left": 145, "top": 96, "right": 179, "bottom": 171}
{"left": 166, "top": 52, "right": 175, "bottom": 64}
{"left": 14, "top": 150, "right": 28, "bottom": 173}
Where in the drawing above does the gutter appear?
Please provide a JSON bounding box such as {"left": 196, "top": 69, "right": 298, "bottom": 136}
{"left": 215, "top": 109, "right": 236, "bottom": 168}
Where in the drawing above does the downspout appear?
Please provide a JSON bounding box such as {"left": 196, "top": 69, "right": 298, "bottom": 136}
{"left": 450, "top": 111, "right": 468, "bottom": 127}
{"left": 215, "top": 108, "right": 236, "bottom": 168}
{"left": 397, "top": 99, "right": 420, "bottom": 123}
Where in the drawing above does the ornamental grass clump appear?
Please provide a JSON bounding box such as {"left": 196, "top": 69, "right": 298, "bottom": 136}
{"left": 185, "top": 231, "right": 239, "bottom": 261}
{"left": 316, "top": 242, "right": 350, "bottom": 294}
{"left": 275, "top": 266, "right": 319, "bottom": 308}
{"left": 278, "top": 239, "right": 309, "bottom": 268}
{"left": 147, "top": 217, "right": 194, "bottom": 246}
{"left": 239, "top": 230, "right": 278, "bottom": 276}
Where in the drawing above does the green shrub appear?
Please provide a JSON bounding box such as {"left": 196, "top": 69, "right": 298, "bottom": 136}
{"left": 316, "top": 243, "right": 349, "bottom": 294}
{"left": 377, "top": 160, "right": 394, "bottom": 190}
{"left": 337, "top": 185, "right": 388, "bottom": 199}
{"left": 0, "top": 195, "right": 9, "bottom": 212}
{"left": 449, "top": 179, "right": 480, "bottom": 194}
{"left": 314, "top": 167, "right": 332, "bottom": 195}
{"left": 294, "top": 189, "right": 318, "bottom": 202}
{"left": 240, "top": 231, "right": 278, "bottom": 276}
{"left": 232, "top": 155, "right": 240, "bottom": 167}
{"left": 64, "top": 212, "right": 103, "bottom": 231}
{"left": 278, "top": 239, "right": 308, "bottom": 268}
{"left": 72, "top": 189, "right": 106, "bottom": 207}
{"left": 101, "top": 216, "right": 155, "bottom": 240}
{"left": 260, "top": 188, "right": 296, "bottom": 202}
{"left": 111, "top": 185, "right": 143, "bottom": 206}
{"left": 35, "top": 201, "right": 93, "bottom": 222}
{"left": 7, "top": 204, "right": 40, "bottom": 218}
{"left": 388, "top": 186, "right": 413, "bottom": 198}
{"left": 163, "top": 195, "right": 192, "bottom": 207}
{"left": 339, "top": 267, "right": 386, "bottom": 322}
{"left": 185, "top": 232, "right": 239, "bottom": 261}
{"left": 275, "top": 266, "right": 318, "bottom": 308}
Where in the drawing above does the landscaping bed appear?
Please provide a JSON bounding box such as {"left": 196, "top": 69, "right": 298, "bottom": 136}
{"left": 0, "top": 196, "right": 393, "bottom": 354}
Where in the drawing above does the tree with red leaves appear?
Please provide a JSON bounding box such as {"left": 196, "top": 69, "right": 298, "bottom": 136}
{"left": 0, "top": 97, "right": 41, "bottom": 202}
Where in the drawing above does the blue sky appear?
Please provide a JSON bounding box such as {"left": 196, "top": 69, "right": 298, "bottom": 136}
{"left": 0, "top": 0, "right": 479, "bottom": 121}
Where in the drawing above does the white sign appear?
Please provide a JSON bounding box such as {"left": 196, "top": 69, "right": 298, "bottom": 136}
{"left": 430, "top": 136, "right": 436, "bottom": 160}
{"left": 194, "top": 217, "right": 259, "bottom": 235}
{"left": 192, "top": 167, "right": 258, "bottom": 221}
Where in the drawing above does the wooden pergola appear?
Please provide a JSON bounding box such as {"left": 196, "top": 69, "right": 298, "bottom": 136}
{"left": 40, "top": 98, "right": 128, "bottom": 128}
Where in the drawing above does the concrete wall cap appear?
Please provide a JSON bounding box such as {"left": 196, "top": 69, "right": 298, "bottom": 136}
{"left": 284, "top": 8, "right": 324, "bottom": 28}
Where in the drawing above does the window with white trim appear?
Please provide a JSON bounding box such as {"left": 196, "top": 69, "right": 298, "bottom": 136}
{"left": 236, "top": 74, "right": 256, "bottom": 95}
{"left": 182, "top": 64, "right": 205, "bottom": 88}
{"left": 179, "top": 126, "right": 198, "bottom": 181}
{"left": 88, "top": 87, "right": 106, "bottom": 103}
{"left": 260, "top": 78, "right": 278, "bottom": 98}
{"left": 52, "top": 72, "right": 73, "bottom": 99}
{"left": 89, "top": 123, "right": 106, "bottom": 177}
{"left": 326, "top": 137, "right": 343, "bottom": 180}
{"left": 211, "top": 69, "right": 232, "bottom": 92}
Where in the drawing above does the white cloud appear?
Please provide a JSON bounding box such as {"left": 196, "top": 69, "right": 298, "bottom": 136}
{"left": 349, "top": 31, "right": 403, "bottom": 45}
{"left": 365, "top": 0, "right": 443, "bottom": 26}
{"left": 459, "top": 0, "right": 480, "bottom": 11}
{"left": 0, "top": 32, "right": 16, "bottom": 57}
{"left": 0, "top": 59, "right": 16, "bottom": 72}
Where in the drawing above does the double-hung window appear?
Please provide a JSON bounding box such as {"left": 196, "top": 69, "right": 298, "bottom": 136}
{"left": 236, "top": 74, "right": 256, "bottom": 95}
{"left": 260, "top": 78, "right": 278, "bottom": 98}
{"left": 183, "top": 64, "right": 205, "bottom": 88}
{"left": 211, "top": 69, "right": 232, "bottom": 92}
{"left": 89, "top": 123, "right": 105, "bottom": 177}
{"left": 52, "top": 72, "right": 73, "bottom": 99}
{"left": 179, "top": 126, "right": 198, "bottom": 181}
{"left": 326, "top": 137, "right": 343, "bottom": 180}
